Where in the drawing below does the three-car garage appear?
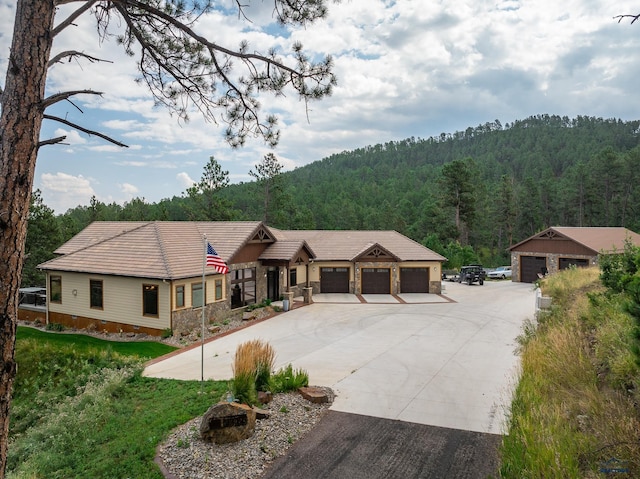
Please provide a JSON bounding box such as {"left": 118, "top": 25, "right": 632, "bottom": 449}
{"left": 320, "top": 266, "right": 431, "bottom": 294}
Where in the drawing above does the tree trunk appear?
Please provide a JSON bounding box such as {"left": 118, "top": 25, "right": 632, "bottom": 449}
{"left": 0, "top": 1, "right": 55, "bottom": 476}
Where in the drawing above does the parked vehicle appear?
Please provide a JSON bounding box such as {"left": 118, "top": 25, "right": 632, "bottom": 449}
{"left": 442, "top": 270, "right": 459, "bottom": 282}
{"left": 458, "top": 265, "right": 486, "bottom": 285}
{"left": 487, "top": 266, "right": 512, "bottom": 279}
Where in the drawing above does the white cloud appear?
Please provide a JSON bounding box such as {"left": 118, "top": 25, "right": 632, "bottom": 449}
{"left": 88, "top": 144, "right": 125, "bottom": 153}
{"left": 40, "top": 172, "right": 96, "bottom": 213}
{"left": 119, "top": 183, "right": 139, "bottom": 197}
{"left": 52, "top": 128, "right": 87, "bottom": 145}
{"left": 177, "top": 172, "right": 195, "bottom": 188}
{"left": 115, "top": 161, "right": 147, "bottom": 168}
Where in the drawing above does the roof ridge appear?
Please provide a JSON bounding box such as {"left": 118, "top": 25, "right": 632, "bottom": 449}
{"left": 153, "top": 222, "right": 174, "bottom": 278}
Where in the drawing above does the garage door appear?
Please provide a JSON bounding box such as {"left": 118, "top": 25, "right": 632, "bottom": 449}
{"left": 400, "top": 267, "right": 429, "bottom": 293}
{"left": 320, "top": 267, "right": 349, "bottom": 293}
{"left": 520, "top": 256, "right": 547, "bottom": 283}
{"left": 362, "top": 268, "right": 390, "bottom": 294}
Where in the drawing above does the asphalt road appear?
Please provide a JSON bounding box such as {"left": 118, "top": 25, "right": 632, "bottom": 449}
{"left": 260, "top": 411, "right": 502, "bottom": 479}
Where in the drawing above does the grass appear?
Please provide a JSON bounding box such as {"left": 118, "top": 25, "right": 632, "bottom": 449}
{"left": 231, "top": 340, "right": 308, "bottom": 405}
{"left": 501, "top": 267, "right": 640, "bottom": 478}
{"left": 17, "top": 325, "right": 177, "bottom": 358}
{"left": 269, "top": 363, "right": 309, "bottom": 393}
{"left": 231, "top": 339, "right": 276, "bottom": 404}
{"left": 8, "top": 327, "right": 227, "bottom": 479}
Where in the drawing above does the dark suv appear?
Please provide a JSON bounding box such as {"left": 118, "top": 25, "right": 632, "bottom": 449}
{"left": 458, "top": 265, "right": 486, "bottom": 285}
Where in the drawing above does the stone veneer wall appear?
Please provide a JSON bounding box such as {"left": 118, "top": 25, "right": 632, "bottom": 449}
{"left": 171, "top": 300, "right": 233, "bottom": 336}
{"left": 511, "top": 253, "right": 597, "bottom": 282}
{"left": 172, "top": 260, "right": 266, "bottom": 335}
{"left": 308, "top": 281, "right": 321, "bottom": 295}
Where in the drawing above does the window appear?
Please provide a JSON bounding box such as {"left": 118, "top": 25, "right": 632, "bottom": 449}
{"left": 192, "top": 282, "right": 204, "bottom": 308}
{"left": 176, "top": 285, "right": 185, "bottom": 308}
{"left": 230, "top": 268, "right": 256, "bottom": 308}
{"left": 90, "top": 280, "right": 103, "bottom": 309}
{"left": 50, "top": 276, "right": 62, "bottom": 303}
{"left": 215, "top": 279, "right": 223, "bottom": 301}
{"left": 143, "top": 284, "right": 159, "bottom": 316}
{"left": 290, "top": 268, "right": 297, "bottom": 287}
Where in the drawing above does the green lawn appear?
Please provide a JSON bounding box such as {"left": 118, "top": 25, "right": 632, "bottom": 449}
{"left": 8, "top": 326, "right": 228, "bottom": 479}
{"left": 16, "top": 325, "right": 177, "bottom": 358}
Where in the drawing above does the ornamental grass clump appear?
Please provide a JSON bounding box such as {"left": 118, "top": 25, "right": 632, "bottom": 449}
{"left": 231, "top": 339, "right": 276, "bottom": 405}
{"left": 254, "top": 340, "right": 276, "bottom": 392}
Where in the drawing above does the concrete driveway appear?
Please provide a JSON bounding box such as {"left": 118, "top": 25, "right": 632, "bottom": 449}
{"left": 144, "top": 280, "right": 534, "bottom": 434}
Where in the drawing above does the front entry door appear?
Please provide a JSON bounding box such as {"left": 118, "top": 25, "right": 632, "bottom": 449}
{"left": 267, "top": 268, "right": 280, "bottom": 301}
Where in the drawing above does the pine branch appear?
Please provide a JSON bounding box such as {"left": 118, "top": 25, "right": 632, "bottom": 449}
{"left": 614, "top": 14, "right": 640, "bottom": 24}
{"left": 43, "top": 114, "right": 128, "bottom": 147}
{"left": 52, "top": 1, "right": 99, "bottom": 37}
{"left": 48, "top": 51, "right": 112, "bottom": 68}
{"left": 42, "top": 89, "right": 104, "bottom": 109}
{"left": 38, "top": 136, "right": 68, "bottom": 148}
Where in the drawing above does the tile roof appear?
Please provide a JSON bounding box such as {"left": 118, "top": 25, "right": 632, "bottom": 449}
{"left": 41, "top": 221, "right": 269, "bottom": 280}
{"left": 40, "top": 222, "right": 445, "bottom": 280}
{"left": 269, "top": 229, "right": 446, "bottom": 262}
{"left": 509, "top": 226, "right": 640, "bottom": 253}
{"left": 54, "top": 221, "right": 148, "bottom": 254}
{"left": 551, "top": 227, "right": 640, "bottom": 253}
{"left": 259, "top": 240, "right": 315, "bottom": 261}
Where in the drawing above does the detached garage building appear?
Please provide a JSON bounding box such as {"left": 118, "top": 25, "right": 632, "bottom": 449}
{"left": 509, "top": 226, "right": 640, "bottom": 283}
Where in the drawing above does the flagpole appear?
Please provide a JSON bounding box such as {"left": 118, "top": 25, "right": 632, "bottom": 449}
{"left": 201, "top": 234, "right": 206, "bottom": 389}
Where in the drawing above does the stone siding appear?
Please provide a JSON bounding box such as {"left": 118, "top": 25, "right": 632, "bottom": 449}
{"left": 171, "top": 301, "right": 232, "bottom": 336}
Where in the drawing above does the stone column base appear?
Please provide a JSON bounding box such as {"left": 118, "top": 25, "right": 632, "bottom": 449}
{"left": 303, "top": 287, "right": 313, "bottom": 304}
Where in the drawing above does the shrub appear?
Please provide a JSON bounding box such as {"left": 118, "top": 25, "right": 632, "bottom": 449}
{"left": 161, "top": 328, "right": 173, "bottom": 339}
{"left": 45, "top": 322, "right": 65, "bottom": 332}
{"left": 269, "top": 364, "right": 309, "bottom": 393}
{"left": 246, "top": 299, "right": 273, "bottom": 311}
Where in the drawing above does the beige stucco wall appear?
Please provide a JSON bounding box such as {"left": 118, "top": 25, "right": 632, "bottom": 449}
{"left": 290, "top": 264, "right": 308, "bottom": 285}
{"left": 47, "top": 271, "right": 171, "bottom": 330}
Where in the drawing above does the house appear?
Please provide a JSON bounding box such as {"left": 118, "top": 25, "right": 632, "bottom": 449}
{"left": 509, "top": 226, "right": 640, "bottom": 283}
{"left": 37, "top": 221, "right": 446, "bottom": 335}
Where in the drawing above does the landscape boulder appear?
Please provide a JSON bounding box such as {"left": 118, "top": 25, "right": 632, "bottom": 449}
{"left": 298, "top": 386, "right": 330, "bottom": 404}
{"left": 199, "top": 402, "right": 256, "bottom": 444}
{"left": 258, "top": 390, "right": 273, "bottom": 404}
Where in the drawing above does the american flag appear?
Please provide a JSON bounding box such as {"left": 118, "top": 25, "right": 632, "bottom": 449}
{"left": 206, "top": 242, "right": 229, "bottom": 274}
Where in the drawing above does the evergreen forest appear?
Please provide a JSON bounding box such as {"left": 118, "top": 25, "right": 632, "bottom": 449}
{"left": 24, "top": 114, "right": 640, "bottom": 286}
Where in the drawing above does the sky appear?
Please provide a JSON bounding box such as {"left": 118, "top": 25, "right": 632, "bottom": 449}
{"left": 1, "top": 1, "right": 639, "bottom": 213}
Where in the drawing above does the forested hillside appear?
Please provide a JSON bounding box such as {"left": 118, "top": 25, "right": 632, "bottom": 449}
{"left": 26, "top": 114, "right": 640, "bottom": 286}
{"left": 220, "top": 114, "right": 640, "bottom": 258}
